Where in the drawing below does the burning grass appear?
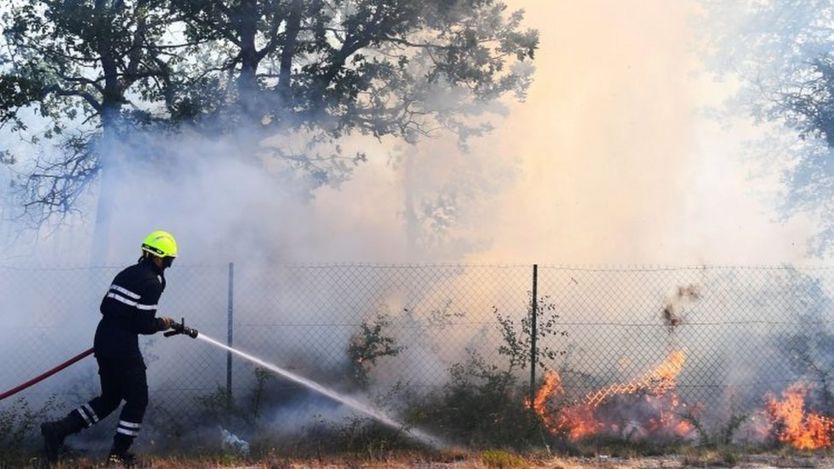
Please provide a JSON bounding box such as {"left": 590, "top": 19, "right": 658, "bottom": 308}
{"left": 527, "top": 351, "right": 696, "bottom": 444}
{"left": 760, "top": 383, "right": 834, "bottom": 450}
{"left": 526, "top": 353, "right": 834, "bottom": 452}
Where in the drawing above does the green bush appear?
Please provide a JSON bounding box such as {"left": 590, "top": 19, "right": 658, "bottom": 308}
{"left": 403, "top": 349, "right": 543, "bottom": 449}
{"left": 0, "top": 396, "right": 59, "bottom": 464}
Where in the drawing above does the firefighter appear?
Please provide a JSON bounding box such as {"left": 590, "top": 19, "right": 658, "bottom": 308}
{"left": 41, "top": 230, "right": 179, "bottom": 467}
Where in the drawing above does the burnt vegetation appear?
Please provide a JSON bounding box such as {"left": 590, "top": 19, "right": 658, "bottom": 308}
{"left": 661, "top": 284, "right": 701, "bottom": 332}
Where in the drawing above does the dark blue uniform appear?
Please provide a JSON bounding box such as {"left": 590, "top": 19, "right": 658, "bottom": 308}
{"left": 95, "top": 258, "right": 167, "bottom": 356}
{"left": 72, "top": 258, "right": 168, "bottom": 454}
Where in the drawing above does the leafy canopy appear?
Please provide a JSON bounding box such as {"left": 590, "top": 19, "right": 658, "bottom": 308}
{"left": 1, "top": 0, "right": 538, "bottom": 224}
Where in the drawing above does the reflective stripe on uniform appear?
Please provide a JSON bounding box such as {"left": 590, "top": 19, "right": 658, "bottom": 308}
{"left": 109, "top": 284, "right": 141, "bottom": 299}
{"left": 82, "top": 404, "right": 99, "bottom": 423}
{"left": 116, "top": 420, "right": 141, "bottom": 437}
{"left": 75, "top": 406, "right": 92, "bottom": 426}
{"left": 116, "top": 426, "right": 139, "bottom": 437}
{"left": 106, "top": 292, "right": 157, "bottom": 311}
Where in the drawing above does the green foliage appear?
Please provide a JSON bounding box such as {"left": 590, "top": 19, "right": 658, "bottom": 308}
{"left": 196, "top": 385, "right": 245, "bottom": 427}
{"left": 347, "top": 313, "right": 404, "bottom": 388}
{"left": 1, "top": 0, "right": 539, "bottom": 224}
{"left": 1, "top": 0, "right": 176, "bottom": 224}
{"left": 496, "top": 294, "right": 567, "bottom": 371}
{"left": 2, "top": 0, "right": 174, "bottom": 128}
{"left": 165, "top": 0, "right": 538, "bottom": 131}
{"left": 395, "top": 295, "right": 567, "bottom": 449}
{"left": 0, "top": 75, "right": 43, "bottom": 131}
{"left": 702, "top": 2, "right": 834, "bottom": 254}
{"left": 194, "top": 294, "right": 566, "bottom": 451}
{"left": 405, "top": 349, "right": 540, "bottom": 449}
{"left": 250, "top": 366, "right": 274, "bottom": 419}
{"left": 722, "top": 448, "right": 740, "bottom": 466}
{"left": 0, "top": 396, "right": 59, "bottom": 463}
{"left": 332, "top": 416, "right": 409, "bottom": 455}
{"left": 195, "top": 366, "right": 274, "bottom": 434}
{"left": 288, "top": 414, "right": 417, "bottom": 458}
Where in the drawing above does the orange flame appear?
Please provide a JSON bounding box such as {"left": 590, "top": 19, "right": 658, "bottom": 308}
{"left": 766, "top": 383, "right": 834, "bottom": 450}
{"left": 528, "top": 351, "right": 692, "bottom": 441}
{"left": 525, "top": 370, "right": 601, "bottom": 440}
{"left": 526, "top": 369, "right": 561, "bottom": 414}
{"left": 584, "top": 351, "right": 686, "bottom": 408}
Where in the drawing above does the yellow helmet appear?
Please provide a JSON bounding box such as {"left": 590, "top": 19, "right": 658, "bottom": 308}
{"left": 141, "top": 230, "right": 178, "bottom": 258}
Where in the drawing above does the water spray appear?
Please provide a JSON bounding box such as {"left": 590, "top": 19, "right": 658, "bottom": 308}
{"left": 2, "top": 318, "right": 445, "bottom": 448}
{"left": 195, "top": 333, "right": 446, "bottom": 449}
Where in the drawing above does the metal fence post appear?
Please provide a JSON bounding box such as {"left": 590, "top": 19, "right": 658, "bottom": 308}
{"left": 529, "top": 263, "right": 538, "bottom": 403}
{"left": 226, "top": 262, "right": 234, "bottom": 406}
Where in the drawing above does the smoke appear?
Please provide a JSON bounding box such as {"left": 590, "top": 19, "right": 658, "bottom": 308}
{"left": 467, "top": 0, "right": 817, "bottom": 265}
{"left": 2, "top": 0, "right": 833, "bottom": 454}
{"left": 0, "top": 1, "right": 822, "bottom": 267}
{"left": 0, "top": 95, "right": 524, "bottom": 452}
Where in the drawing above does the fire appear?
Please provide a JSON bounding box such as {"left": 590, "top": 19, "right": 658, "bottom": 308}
{"left": 584, "top": 350, "right": 685, "bottom": 408}
{"left": 528, "top": 351, "right": 693, "bottom": 442}
{"left": 525, "top": 370, "right": 600, "bottom": 440}
{"left": 766, "top": 383, "right": 834, "bottom": 449}
{"left": 526, "top": 368, "right": 561, "bottom": 415}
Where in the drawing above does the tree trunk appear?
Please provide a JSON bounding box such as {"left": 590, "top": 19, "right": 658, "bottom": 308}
{"left": 89, "top": 104, "right": 123, "bottom": 264}
{"left": 277, "top": 0, "right": 303, "bottom": 105}
{"left": 89, "top": 0, "right": 124, "bottom": 264}
{"left": 237, "top": 0, "right": 260, "bottom": 118}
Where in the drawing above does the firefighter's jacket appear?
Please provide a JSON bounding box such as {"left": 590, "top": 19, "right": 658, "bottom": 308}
{"left": 94, "top": 258, "right": 167, "bottom": 357}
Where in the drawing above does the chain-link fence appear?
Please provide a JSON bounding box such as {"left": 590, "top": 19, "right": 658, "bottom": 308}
{"left": 3, "top": 263, "right": 834, "bottom": 441}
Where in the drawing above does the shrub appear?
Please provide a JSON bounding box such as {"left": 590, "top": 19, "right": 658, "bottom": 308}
{"left": 0, "top": 396, "right": 59, "bottom": 464}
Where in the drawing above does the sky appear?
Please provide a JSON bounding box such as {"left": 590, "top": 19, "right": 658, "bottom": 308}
{"left": 0, "top": 0, "right": 822, "bottom": 267}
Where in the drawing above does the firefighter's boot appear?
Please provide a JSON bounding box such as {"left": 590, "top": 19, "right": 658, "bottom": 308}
{"left": 40, "top": 412, "right": 85, "bottom": 463}
{"left": 107, "top": 451, "right": 142, "bottom": 468}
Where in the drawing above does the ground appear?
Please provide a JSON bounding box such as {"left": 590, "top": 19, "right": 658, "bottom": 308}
{"left": 15, "top": 451, "right": 834, "bottom": 469}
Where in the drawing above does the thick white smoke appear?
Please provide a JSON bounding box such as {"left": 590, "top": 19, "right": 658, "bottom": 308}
{"left": 3, "top": 0, "right": 833, "bottom": 454}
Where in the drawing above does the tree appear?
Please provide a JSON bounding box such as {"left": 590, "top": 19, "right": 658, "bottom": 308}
{"left": 1, "top": 0, "right": 183, "bottom": 227}
{"left": 167, "top": 0, "right": 537, "bottom": 183}
{"left": 169, "top": 0, "right": 536, "bottom": 128}
{"left": 2, "top": 0, "right": 537, "bottom": 231}
{"left": 703, "top": 0, "right": 834, "bottom": 254}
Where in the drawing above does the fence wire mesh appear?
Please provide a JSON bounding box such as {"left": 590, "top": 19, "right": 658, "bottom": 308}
{"left": 3, "top": 263, "right": 834, "bottom": 438}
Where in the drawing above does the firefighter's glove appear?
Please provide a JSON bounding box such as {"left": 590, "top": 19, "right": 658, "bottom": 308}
{"left": 159, "top": 316, "right": 177, "bottom": 331}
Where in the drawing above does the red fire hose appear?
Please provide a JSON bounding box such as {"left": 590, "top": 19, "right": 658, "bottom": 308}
{"left": 0, "top": 348, "right": 94, "bottom": 401}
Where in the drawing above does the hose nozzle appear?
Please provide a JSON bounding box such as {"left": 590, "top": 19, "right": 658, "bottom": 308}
{"left": 164, "top": 317, "right": 199, "bottom": 339}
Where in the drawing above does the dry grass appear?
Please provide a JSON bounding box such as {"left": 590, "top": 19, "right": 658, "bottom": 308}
{"left": 9, "top": 449, "right": 834, "bottom": 468}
